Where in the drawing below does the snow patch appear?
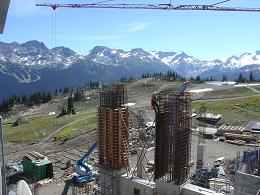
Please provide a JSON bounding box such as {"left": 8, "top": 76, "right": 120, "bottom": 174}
{"left": 120, "top": 52, "right": 130, "bottom": 58}
{"left": 0, "top": 56, "right": 6, "bottom": 61}
{"left": 235, "top": 83, "right": 260, "bottom": 87}
{"left": 98, "top": 52, "right": 104, "bottom": 57}
{"left": 206, "top": 81, "right": 236, "bottom": 86}
{"left": 161, "top": 56, "right": 175, "bottom": 65}
{"left": 111, "top": 50, "right": 117, "bottom": 54}
{"left": 185, "top": 57, "right": 194, "bottom": 63}
{"left": 148, "top": 51, "right": 159, "bottom": 59}
{"left": 189, "top": 88, "right": 214, "bottom": 93}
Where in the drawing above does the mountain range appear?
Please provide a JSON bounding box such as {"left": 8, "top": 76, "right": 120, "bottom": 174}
{"left": 0, "top": 40, "right": 260, "bottom": 99}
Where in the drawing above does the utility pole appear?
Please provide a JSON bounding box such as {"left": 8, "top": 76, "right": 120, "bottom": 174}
{"left": 0, "top": 116, "right": 7, "bottom": 195}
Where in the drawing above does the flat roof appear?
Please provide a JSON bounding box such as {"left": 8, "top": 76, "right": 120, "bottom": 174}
{"left": 252, "top": 122, "right": 260, "bottom": 130}
{"left": 245, "top": 121, "right": 260, "bottom": 132}
{"left": 0, "top": 0, "right": 10, "bottom": 34}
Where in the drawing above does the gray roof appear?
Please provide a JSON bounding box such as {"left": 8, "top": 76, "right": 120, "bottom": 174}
{"left": 245, "top": 121, "right": 260, "bottom": 132}
{"left": 252, "top": 122, "right": 260, "bottom": 130}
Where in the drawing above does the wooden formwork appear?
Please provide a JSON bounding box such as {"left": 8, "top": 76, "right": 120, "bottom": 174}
{"left": 98, "top": 107, "right": 130, "bottom": 170}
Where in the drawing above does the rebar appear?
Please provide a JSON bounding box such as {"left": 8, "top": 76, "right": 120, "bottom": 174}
{"left": 99, "top": 84, "right": 127, "bottom": 108}
{"left": 154, "top": 93, "right": 192, "bottom": 185}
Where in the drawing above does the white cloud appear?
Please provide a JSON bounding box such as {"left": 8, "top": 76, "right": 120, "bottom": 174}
{"left": 120, "top": 22, "right": 149, "bottom": 32}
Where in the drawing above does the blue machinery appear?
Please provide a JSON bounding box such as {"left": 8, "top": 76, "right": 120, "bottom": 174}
{"left": 73, "top": 141, "right": 98, "bottom": 184}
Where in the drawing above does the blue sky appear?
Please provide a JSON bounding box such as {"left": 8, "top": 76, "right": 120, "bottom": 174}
{"left": 1, "top": 0, "right": 260, "bottom": 60}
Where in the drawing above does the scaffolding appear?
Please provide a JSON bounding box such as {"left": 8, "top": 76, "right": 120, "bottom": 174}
{"left": 154, "top": 93, "right": 192, "bottom": 185}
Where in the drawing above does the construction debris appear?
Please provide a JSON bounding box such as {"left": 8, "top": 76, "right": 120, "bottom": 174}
{"left": 224, "top": 133, "right": 258, "bottom": 143}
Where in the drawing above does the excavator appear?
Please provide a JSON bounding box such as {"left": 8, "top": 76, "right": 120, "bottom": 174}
{"left": 73, "top": 141, "right": 98, "bottom": 184}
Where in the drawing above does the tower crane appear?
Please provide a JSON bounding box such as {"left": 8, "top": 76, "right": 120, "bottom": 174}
{"left": 36, "top": 2, "right": 260, "bottom": 12}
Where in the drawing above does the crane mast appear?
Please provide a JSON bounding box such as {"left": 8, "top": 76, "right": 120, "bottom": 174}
{"left": 36, "top": 3, "right": 260, "bottom": 12}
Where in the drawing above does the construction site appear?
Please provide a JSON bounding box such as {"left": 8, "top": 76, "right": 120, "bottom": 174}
{"left": 1, "top": 1, "right": 260, "bottom": 195}
{"left": 1, "top": 81, "right": 259, "bottom": 195}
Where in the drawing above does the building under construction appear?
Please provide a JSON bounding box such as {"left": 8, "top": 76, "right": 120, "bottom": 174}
{"left": 98, "top": 84, "right": 131, "bottom": 194}
{"left": 96, "top": 83, "right": 215, "bottom": 195}
{"left": 155, "top": 92, "right": 192, "bottom": 185}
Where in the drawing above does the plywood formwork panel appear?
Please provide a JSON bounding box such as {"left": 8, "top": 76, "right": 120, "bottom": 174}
{"left": 98, "top": 107, "right": 130, "bottom": 170}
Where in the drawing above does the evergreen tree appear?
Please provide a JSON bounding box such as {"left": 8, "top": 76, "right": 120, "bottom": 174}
{"left": 237, "top": 73, "right": 246, "bottom": 83}
{"left": 67, "top": 93, "right": 75, "bottom": 114}
{"left": 22, "top": 95, "right": 29, "bottom": 105}
{"left": 222, "top": 75, "right": 227, "bottom": 81}
{"left": 46, "top": 92, "right": 52, "bottom": 102}
{"left": 249, "top": 71, "right": 254, "bottom": 82}
{"left": 196, "top": 75, "right": 201, "bottom": 82}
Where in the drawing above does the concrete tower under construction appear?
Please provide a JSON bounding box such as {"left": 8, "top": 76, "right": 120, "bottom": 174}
{"left": 154, "top": 92, "right": 192, "bottom": 185}
{"left": 98, "top": 84, "right": 131, "bottom": 194}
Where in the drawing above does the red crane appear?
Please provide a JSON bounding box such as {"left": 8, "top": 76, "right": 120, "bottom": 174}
{"left": 36, "top": 2, "right": 260, "bottom": 12}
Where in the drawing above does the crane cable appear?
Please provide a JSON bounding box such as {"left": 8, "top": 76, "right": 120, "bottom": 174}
{"left": 51, "top": 8, "right": 57, "bottom": 140}
{"left": 211, "top": 0, "right": 231, "bottom": 6}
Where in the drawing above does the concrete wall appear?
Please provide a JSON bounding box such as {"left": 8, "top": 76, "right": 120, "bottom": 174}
{"left": 100, "top": 169, "right": 124, "bottom": 195}
{"left": 154, "top": 180, "right": 181, "bottom": 195}
{"left": 118, "top": 177, "right": 227, "bottom": 195}
{"left": 119, "top": 175, "right": 155, "bottom": 195}
{"left": 181, "top": 183, "right": 223, "bottom": 195}
{"left": 234, "top": 171, "right": 260, "bottom": 195}
{"left": 197, "top": 144, "right": 205, "bottom": 162}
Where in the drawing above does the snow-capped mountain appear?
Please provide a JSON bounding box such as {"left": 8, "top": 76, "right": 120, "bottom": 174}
{"left": 86, "top": 46, "right": 163, "bottom": 67}
{"left": 149, "top": 51, "right": 222, "bottom": 77}
{"left": 222, "top": 51, "right": 260, "bottom": 69}
{"left": 0, "top": 41, "right": 171, "bottom": 99}
{"left": 0, "top": 40, "right": 260, "bottom": 99}
{"left": 0, "top": 40, "right": 78, "bottom": 67}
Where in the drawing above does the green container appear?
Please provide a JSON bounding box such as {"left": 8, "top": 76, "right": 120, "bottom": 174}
{"left": 22, "top": 156, "right": 53, "bottom": 181}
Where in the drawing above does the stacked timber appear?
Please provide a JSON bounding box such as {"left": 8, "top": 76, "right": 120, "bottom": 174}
{"left": 224, "top": 133, "right": 258, "bottom": 143}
